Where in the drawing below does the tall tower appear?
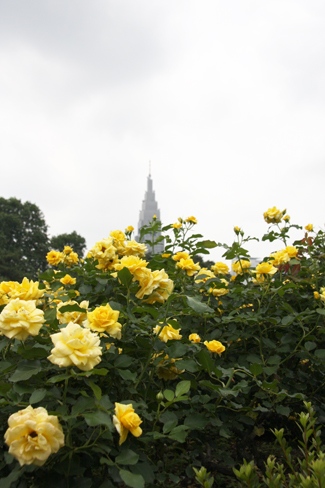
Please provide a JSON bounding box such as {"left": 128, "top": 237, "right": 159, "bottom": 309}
{"left": 136, "top": 170, "right": 164, "bottom": 254}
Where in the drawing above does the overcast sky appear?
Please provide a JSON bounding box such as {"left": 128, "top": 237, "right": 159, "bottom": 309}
{"left": 1, "top": 0, "right": 324, "bottom": 262}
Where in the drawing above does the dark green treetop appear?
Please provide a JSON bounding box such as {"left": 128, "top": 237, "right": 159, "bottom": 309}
{"left": 49, "top": 231, "right": 86, "bottom": 257}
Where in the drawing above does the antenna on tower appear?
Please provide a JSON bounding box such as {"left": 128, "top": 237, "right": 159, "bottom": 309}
{"left": 149, "top": 161, "right": 151, "bottom": 177}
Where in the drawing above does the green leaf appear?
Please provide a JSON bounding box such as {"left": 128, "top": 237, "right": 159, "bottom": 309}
{"left": 118, "top": 369, "right": 137, "bottom": 382}
{"left": 44, "top": 307, "right": 57, "bottom": 322}
{"left": 87, "top": 380, "right": 102, "bottom": 401}
{"left": 83, "top": 411, "right": 113, "bottom": 429}
{"left": 267, "top": 355, "right": 281, "bottom": 365}
{"left": 316, "top": 308, "right": 325, "bottom": 316}
{"left": 30, "top": 389, "right": 47, "bottom": 404}
{"left": 175, "top": 359, "right": 199, "bottom": 373}
{"left": 168, "top": 425, "right": 189, "bottom": 443}
{"left": 184, "top": 413, "right": 209, "bottom": 429}
{"left": 0, "top": 337, "right": 9, "bottom": 352}
{"left": 119, "top": 470, "right": 145, "bottom": 488}
{"left": 167, "top": 342, "right": 189, "bottom": 358}
{"left": 175, "top": 380, "right": 191, "bottom": 398}
{"left": 197, "top": 349, "right": 217, "bottom": 375}
{"left": 9, "top": 360, "right": 42, "bottom": 382}
{"left": 115, "top": 355, "right": 133, "bottom": 368}
{"left": 305, "top": 341, "right": 316, "bottom": 351}
{"left": 47, "top": 373, "right": 72, "bottom": 383}
{"left": 118, "top": 268, "right": 133, "bottom": 288}
{"left": 196, "top": 240, "right": 217, "bottom": 249}
{"left": 314, "top": 349, "right": 325, "bottom": 359}
{"left": 186, "top": 296, "right": 214, "bottom": 314}
{"left": 276, "top": 405, "right": 290, "bottom": 416}
{"left": 115, "top": 449, "right": 139, "bottom": 465}
{"left": 0, "top": 381, "right": 12, "bottom": 396}
{"left": 164, "top": 389, "right": 174, "bottom": 401}
{"left": 250, "top": 363, "right": 263, "bottom": 376}
{"left": 17, "top": 346, "right": 48, "bottom": 359}
{"left": 58, "top": 304, "right": 86, "bottom": 313}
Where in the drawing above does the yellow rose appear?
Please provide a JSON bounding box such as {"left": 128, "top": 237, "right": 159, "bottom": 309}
{"left": 209, "top": 279, "right": 229, "bottom": 297}
{"left": 153, "top": 322, "right": 182, "bottom": 342}
{"left": 96, "top": 254, "right": 119, "bottom": 271}
{"left": 64, "top": 251, "right": 79, "bottom": 266}
{"left": 185, "top": 216, "right": 197, "bottom": 224}
{"left": 5, "top": 278, "right": 45, "bottom": 303}
{"left": 63, "top": 246, "right": 73, "bottom": 254}
{"left": 231, "top": 259, "right": 251, "bottom": 275}
{"left": 314, "top": 291, "right": 320, "bottom": 299}
{"left": 110, "top": 230, "right": 126, "bottom": 254}
{"left": 4, "top": 406, "right": 64, "bottom": 466}
{"left": 0, "top": 299, "right": 45, "bottom": 341}
{"left": 153, "top": 215, "right": 157, "bottom": 219}
{"left": 305, "top": 224, "right": 313, "bottom": 232}
{"left": 172, "top": 251, "right": 190, "bottom": 262}
{"left": 46, "top": 250, "right": 63, "bottom": 266}
{"left": 172, "top": 222, "right": 182, "bottom": 229}
{"left": 143, "top": 271, "right": 174, "bottom": 304}
{"left": 162, "top": 253, "right": 171, "bottom": 258}
{"left": 83, "top": 304, "right": 122, "bottom": 339}
{"left": 121, "top": 240, "right": 147, "bottom": 258}
{"left": 263, "top": 206, "right": 284, "bottom": 224}
{"left": 285, "top": 246, "right": 298, "bottom": 258}
{"left": 125, "top": 225, "right": 134, "bottom": 233}
{"left": 56, "top": 300, "right": 88, "bottom": 325}
{"left": 176, "top": 258, "right": 201, "bottom": 276}
{"left": 89, "top": 238, "right": 117, "bottom": 263}
{"left": 195, "top": 268, "right": 215, "bottom": 284}
{"left": 48, "top": 322, "right": 102, "bottom": 371}
{"left": 114, "top": 255, "right": 148, "bottom": 279}
{"left": 269, "top": 249, "right": 290, "bottom": 266}
{"left": 204, "top": 340, "right": 226, "bottom": 354}
{"left": 60, "top": 274, "right": 76, "bottom": 286}
{"left": 211, "top": 262, "right": 229, "bottom": 276}
{"left": 113, "top": 403, "right": 142, "bottom": 445}
{"left": 234, "top": 226, "right": 240, "bottom": 233}
{"left": 254, "top": 262, "right": 277, "bottom": 276}
{"left": 189, "top": 333, "right": 201, "bottom": 343}
{"left": 283, "top": 215, "right": 290, "bottom": 222}
{"left": 320, "top": 288, "right": 325, "bottom": 302}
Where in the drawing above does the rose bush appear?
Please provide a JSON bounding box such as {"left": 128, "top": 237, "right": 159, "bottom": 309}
{"left": 0, "top": 212, "right": 325, "bottom": 488}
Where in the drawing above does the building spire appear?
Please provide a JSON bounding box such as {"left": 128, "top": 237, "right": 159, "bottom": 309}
{"left": 149, "top": 160, "right": 151, "bottom": 177}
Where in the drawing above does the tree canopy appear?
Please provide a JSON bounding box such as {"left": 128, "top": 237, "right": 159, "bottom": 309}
{"left": 49, "top": 231, "right": 87, "bottom": 257}
{"left": 0, "top": 197, "right": 49, "bottom": 281}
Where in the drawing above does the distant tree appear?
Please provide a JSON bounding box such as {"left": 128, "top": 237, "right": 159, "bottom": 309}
{"left": 193, "top": 254, "right": 215, "bottom": 269}
{"left": 49, "top": 231, "right": 87, "bottom": 257}
{"left": 0, "top": 197, "right": 49, "bottom": 281}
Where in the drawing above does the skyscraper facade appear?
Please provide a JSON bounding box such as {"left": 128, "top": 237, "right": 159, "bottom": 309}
{"left": 136, "top": 173, "right": 164, "bottom": 254}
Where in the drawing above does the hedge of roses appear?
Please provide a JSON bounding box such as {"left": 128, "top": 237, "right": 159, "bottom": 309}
{"left": 0, "top": 210, "right": 325, "bottom": 488}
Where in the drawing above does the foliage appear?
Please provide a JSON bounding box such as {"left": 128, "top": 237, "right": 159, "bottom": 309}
{"left": 0, "top": 212, "right": 325, "bottom": 488}
{"left": 234, "top": 402, "right": 325, "bottom": 487}
{"left": 50, "top": 232, "right": 87, "bottom": 258}
{"left": 0, "top": 197, "right": 49, "bottom": 281}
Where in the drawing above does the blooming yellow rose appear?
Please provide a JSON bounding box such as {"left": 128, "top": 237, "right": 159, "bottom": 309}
{"left": 254, "top": 262, "right": 277, "bottom": 276}
{"left": 176, "top": 258, "right": 201, "bottom": 276}
{"left": 48, "top": 322, "right": 102, "bottom": 371}
{"left": 314, "top": 291, "right": 320, "bottom": 299}
{"left": 204, "top": 340, "right": 226, "bottom": 354}
{"left": 96, "top": 254, "right": 119, "bottom": 271}
{"left": 89, "top": 238, "right": 117, "bottom": 263}
{"left": 64, "top": 251, "right": 79, "bottom": 266}
{"left": 60, "top": 274, "right": 76, "bottom": 286}
{"left": 172, "top": 222, "right": 182, "bottom": 229}
{"left": 125, "top": 225, "right": 134, "bottom": 233}
{"left": 121, "top": 240, "right": 147, "bottom": 258}
{"left": 56, "top": 300, "right": 88, "bottom": 325}
{"left": 209, "top": 279, "right": 229, "bottom": 297}
{"left": 231, "top": 259, "right": 251, "bottom": 275}
{"left": 47, "top": 250, "right": 63, "bottom": 266}
{"left": 172, "top": 251, "right": 190, "bottom": 262}
{"left": 285, "top": 246, "right": 298, "bottom": 258}
{"left": 269, "top": 249, "right": 290, "bottom": 266}
{"left": 110, "top": 230, "right": 126, "bottom": 254}
{"left": 0, "top": 299, "right": 45, "bottom": 341}
{"left": 320, "top": 288, "right": 325, "bottom": 303}
{"left": 143, "top": 271, "right": 174, "bottom": 304}
{"left": 189, "top": 333, "right": 201, "bottom": 343}
{"left": 263, "top": 206, "right": 284, "bottom": 224}
{"left": 305, "top": 224, "right": 313, "bottom": 232}
{"left": 63, "top": 246, "right": 73, "bottom": 254}
{"left": 153, "top": 322, "right": 182, "bottom": 342}
{"left": 185, "top": 216, "right": 197, "bottom": 224}
{"left": 4, "top": 278, "right": 45, "bottom": 303}
{"left": 114, "top": 255, "right": 148, "bottom": 280}
{"left": 113, "top": 403, "right": 142, "bottom": 445}
{"left": 4, "top": 406, "right": 64, "bottom": 466}
{"left": 162, "top": 253, "right": 171, "bottom": 258}
{"left": 211, "top": 262, "right": 229, "bottom": 276}
{"left": 83, "top": 304, "right": 122, "bottom": 339}
{"left": 195, "top": 268, "right": 215, "bottom": 284}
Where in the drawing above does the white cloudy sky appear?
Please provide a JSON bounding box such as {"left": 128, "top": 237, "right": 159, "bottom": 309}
{"left": 1, "top": 0, "right": 324, "bottom": 261}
